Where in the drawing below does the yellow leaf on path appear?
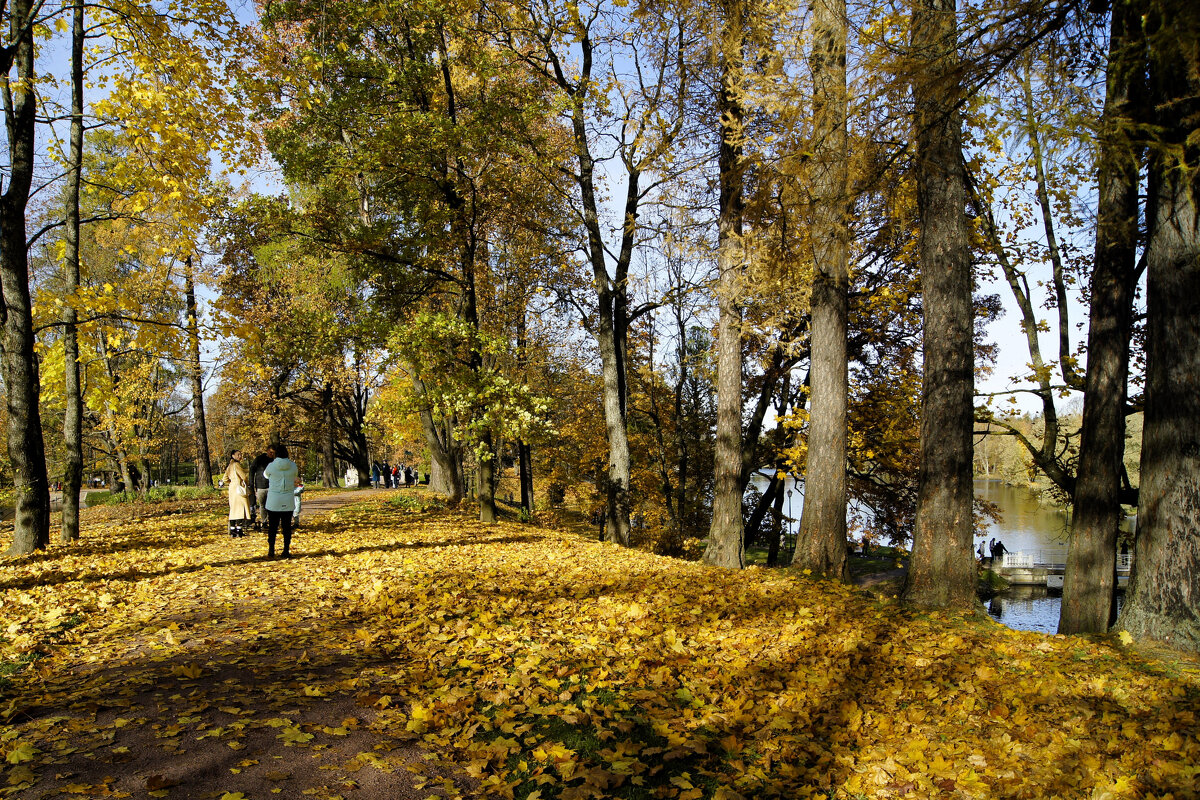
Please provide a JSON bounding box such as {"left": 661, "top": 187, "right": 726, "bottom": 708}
{"left": 6, "top": 765, "right": 34, "bottom": 786}
{"left": 219, "top": 793, "right": 246, "bottom": 800}
{"left": 280, "top": 726, "right": 313, "bottom": 744}
{"left": 171, "top": 663, "right": 202, "bottom": 679}
{"left": 6, "top": 742, "right": 36, "bottom": 764}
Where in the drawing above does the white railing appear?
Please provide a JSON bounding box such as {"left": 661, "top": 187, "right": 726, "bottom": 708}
{"left": 1001, "top": 551, "right": 1034, "bottom": 568}
{"left": 1001, "top": 549, "right": 1133, "bottom": 571}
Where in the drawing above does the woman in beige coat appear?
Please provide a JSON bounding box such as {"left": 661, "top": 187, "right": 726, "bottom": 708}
{"left": 222, "top": 450, "right": 252, "bottom": 538}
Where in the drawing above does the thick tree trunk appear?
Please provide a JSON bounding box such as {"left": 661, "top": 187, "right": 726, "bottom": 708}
{"left": 1060, "top": 0, "right": 1142, "bottom": 635}
{"left": 479, "top": 430, "right": 496, "bottom": 523}
{"left": 901, "top": 0, "right": 977, "bottom": 609}
{"left": 597, "top": 303, "right": 632, "bottom": 546}
{"left": 515, "top": 310, "right": 534, "bottom": 512}
{"left": 1118, "top": 0, "right": 1200, "bottom": 650}
{"left": 137, "top": 455, "right": 153, "bottom": 496}
{"left": 1, "top": 0, "right": 51, "bottom": 555}
{"left": 706, "top": 0, "right": 747, "bottom": 569}
{"left": 518, "top": 441, "right": 533, "bottom": 511}
{"left": 184, "top": 261, "right": 213, "bottom": 491}
{"left": 794, "top": 0, "right": 850, "bottom": 581}
{"left": 321, "top": 384, "right": 338, "bottom": 488}
{"left": 60, "top": 0, "right": 85, "bottom": 543}
{"left": 413, "top": 373, "right": 465, "bottom": 503}
{"left": 339, "top": 384, "right": 374, "bottom": 488}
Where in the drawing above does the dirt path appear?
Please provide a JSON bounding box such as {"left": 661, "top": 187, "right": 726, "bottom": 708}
{"left": 298, "top": 489, "right": 392, "bottom": 518}
{"left": 2, "top": 489, "right": 464, "bottom": 800}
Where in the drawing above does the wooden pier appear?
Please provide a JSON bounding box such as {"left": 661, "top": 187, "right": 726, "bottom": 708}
{"left": 996, "top": 549, "right": 1132, "bottom": 589}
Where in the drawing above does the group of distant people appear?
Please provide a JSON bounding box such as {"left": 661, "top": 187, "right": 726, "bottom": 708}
{"left": 221, "top": 444, "right": 304, "bottom": 560}
{"left": 978, "top": 537, "right": 1008, "bottom": 562}
{"left": 371, "top": 461, "right": 416, "bottom": 489}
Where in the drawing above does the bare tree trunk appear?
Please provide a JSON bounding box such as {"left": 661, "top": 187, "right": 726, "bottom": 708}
{"left": 518, "top": 441, "right": 533, "bottom": 508}
{"left": 746, "top": 473, "right": 780, "bottom": 544}
{"left": 597, "top": 298, "right": 632, "bottom": 546}
{"left": 563, "top": 35, "right": 636, "bottom": 546}
{"left": 60, "top": 0, "right": 85, "bottom": 543}
{"left": 1, "top": 0, "right": 51, "bottom": 555}
{"left": 794, "top": 0, "right": 850, "bottom": 581}
{"left": 1118, "top": 0, "right": 1200, "bottom": 650}
{"left": 767, "top": 476, "right": 788, "bottom": 566}
{"left": 516, "top": 309, "right": 534, "bottom": 512}
{"left": 705, "top": 0, "right": 747, "bottom": 569}
{"left": 321, "top": 384, "right": 338, "bottom": 488}
{"left": 1060, "top": 0, "right": 1142, "bottom": 635}
{"left": 414, "top": 373, "right": 465, "bottom": 503}
{"left": 902, "top": 0, "right": 977, "bottom": 609}
{"left": 479, "top": 430, "right": 496, "bottom": 523}
{"left": 184, "top": 260, "right": 213, "bottom": 491}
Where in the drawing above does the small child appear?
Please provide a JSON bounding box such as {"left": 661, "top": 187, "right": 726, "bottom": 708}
{"left": 293, "top": 478, "right": 305, "bottom": 526}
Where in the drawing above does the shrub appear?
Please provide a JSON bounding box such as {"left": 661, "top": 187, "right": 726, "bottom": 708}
{"left": 547, "top": 482, "right": 566, "bottom": 507}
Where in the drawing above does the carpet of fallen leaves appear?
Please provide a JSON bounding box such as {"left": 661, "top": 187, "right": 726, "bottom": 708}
{"left": 2, "top": 493, "right": 1199, "bottom": 800}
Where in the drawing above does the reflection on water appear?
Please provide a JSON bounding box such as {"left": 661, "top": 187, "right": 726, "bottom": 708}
{"left": 987, "top": 586, "right": 1124, "bottom": 634}
{"left": 987, "top": 587, "right": 1063, "bottom": 634}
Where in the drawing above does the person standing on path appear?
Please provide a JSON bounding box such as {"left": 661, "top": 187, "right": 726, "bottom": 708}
{"left": 263, "top": 444, "right": 299, "bottom": 559}
{"left": 222, "top": 450, "right": 251, "bottom": 538}
{"left": 249, "top": 447, "right": 274, "bottom": 530}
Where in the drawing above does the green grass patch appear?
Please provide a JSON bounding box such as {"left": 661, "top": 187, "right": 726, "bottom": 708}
{"left": 847, "top": 546, "right": 907, "bottom": 577}
{"left": 387, "top": 492, "right": 445, "bottom": 513}
{"left": 96, "top": 485, "right": 220, "bottom": 504}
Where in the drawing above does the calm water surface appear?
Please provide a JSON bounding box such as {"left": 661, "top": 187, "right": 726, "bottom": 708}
{"left": 976, "top": 479, "right": 1132, "bottom": 634}
{"left": 976, "top": 479, "right": 1070, "bottom": 634}
{"left": 750, "top": 476, "right": 1122, "bottom": 635}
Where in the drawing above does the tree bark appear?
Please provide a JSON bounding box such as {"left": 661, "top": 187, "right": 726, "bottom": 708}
{"left": 901, "top": 0, "right": 977, "bottom": 609}
{"left": 184, "top": 260, "right": 213, "bottom": 491}
{"left": 794, "top": 0, "right": 850, "bottom": 581}
{"left": 705, "top": 0, "right": 747, "bottom": 569}
{"left": 1117, "top": 0, "right": 1200, "bottom": 650}
{"left": 60, "top": 0, "right": 86, "bottom": 543}
{"left": 556, "top": 21, "right": 635, "bottom": 546}
{"left": 321, "top": 383, "right": 338, "bottom": 487}
{"left": 479, "top": 430, "right": 496, "bottom": 523}
{"left": 516, "top": 307, "right": 534, "bottom": 512}
{"left": 413, "top": 372, "right": 465, "bottom": 503}
{"left": 1059, "top": 0, "right": 1142, "bottom": 636}
{"left": 518, "top": 440, "right": 533, "bottom": 510}
{"left": 767, "top": 475, "right": 788, "bottom": 566}
{"left": 1, "top": 0, "right": 51, "bottom": 555}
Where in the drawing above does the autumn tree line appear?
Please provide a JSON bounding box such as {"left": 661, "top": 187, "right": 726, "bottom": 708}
{"left": 1, "top": 0, "right": 1197, "bottom": 649}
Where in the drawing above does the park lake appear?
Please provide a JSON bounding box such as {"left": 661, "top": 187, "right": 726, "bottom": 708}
{"left": 748, "top": 475, "right": 1131, "bottom": 635}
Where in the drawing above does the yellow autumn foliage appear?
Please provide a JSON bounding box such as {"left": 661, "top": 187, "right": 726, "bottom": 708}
{"left": 1, "top": 495, "right": 1197, "bottom": 799}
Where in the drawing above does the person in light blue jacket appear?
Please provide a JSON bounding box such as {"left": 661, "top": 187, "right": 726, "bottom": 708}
{"left": 263, "top": 444, "right": 300, "bottom": 559}
{"left": 293, "top": 479, "right": 305, "bottom": 525}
